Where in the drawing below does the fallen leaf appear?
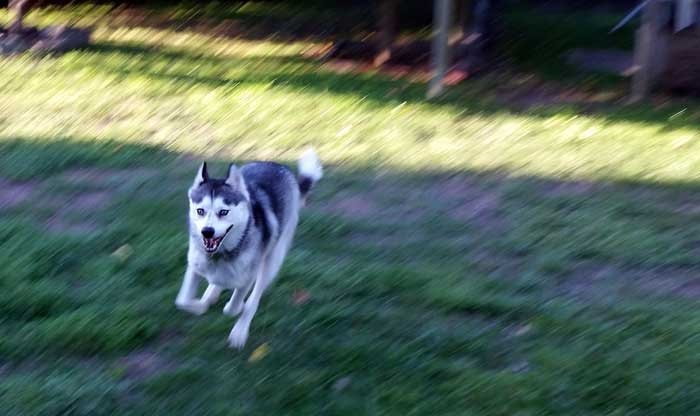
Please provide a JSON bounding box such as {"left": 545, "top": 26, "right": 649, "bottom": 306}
{"left": 292, "top": 289, "right": 311, "bottom": 306}
{"left": 248, "top": 343, "right": 270, "bottom": 363}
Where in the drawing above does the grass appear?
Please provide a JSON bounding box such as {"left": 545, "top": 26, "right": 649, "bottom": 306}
{"left": 502, "top": 6, "right": 635, "bottom": 79}
{"left": 2, "top": 3, "right": 700, "bottom": 415}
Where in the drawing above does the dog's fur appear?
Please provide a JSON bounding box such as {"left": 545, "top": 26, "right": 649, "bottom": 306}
{"left": 175, "top": 149, "right": 323, "bottom": 348}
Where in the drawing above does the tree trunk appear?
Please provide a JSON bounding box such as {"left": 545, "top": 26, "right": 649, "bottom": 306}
{"left": 428, "top": 0, "right": 453, "bottom": 98}
{"left": 374, "top": 0, "right": 398, "bottom": 66}
{"left": 630, "top": 0, "right": 666, "bottom": 101}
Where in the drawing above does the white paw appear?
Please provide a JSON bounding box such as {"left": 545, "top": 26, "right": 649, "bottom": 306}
{"left": 175, "top": 299, "right": 208, "bottom": 316}
{"left": 228, "top": 321, "right": 250, "bottom": 349}
{"left": 223, "top": 300, "right": 244, "bottom": 317}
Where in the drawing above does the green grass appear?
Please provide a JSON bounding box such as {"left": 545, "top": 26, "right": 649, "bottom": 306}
{"left": 2, "top": 4, "right": 700, "bottom": 415}
{"left": 502, "top": 7, "right": 635, "bottom": 79}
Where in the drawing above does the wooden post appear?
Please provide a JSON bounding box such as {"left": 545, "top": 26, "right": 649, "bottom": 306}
{"left": 630, "top": 0, "right": 665, "bottom": 101}
{"left": 428, "top": 0, "right": 453, "bottom": 99}
{"left": 374, "top": 0, "right": 398, "bottom": 66}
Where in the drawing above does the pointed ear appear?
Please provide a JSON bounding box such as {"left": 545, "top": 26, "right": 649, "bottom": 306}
{"left": 193, "top": 162, "right": 209, "bottom": 186}
{"left": 225, "top": 164, "right": 248, "bottom": 196}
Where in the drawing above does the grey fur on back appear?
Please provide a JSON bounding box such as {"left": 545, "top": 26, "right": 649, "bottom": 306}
{"left": 242, "top": 161, "right": 300, "bottom": 248}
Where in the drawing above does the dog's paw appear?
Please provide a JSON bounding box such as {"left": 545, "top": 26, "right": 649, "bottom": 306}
{"left": 223, "top": 300, "right": 244, "bottom": 317}
{"left": 228, "top": 322, "right": 250, "bottom": 349}
{"left": 175, "top": 299, "right": 208, "bottom": 316}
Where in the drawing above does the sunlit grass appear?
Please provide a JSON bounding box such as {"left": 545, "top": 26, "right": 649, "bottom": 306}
{"left": 1, "top": 7, "right": 700, "bottom": 183}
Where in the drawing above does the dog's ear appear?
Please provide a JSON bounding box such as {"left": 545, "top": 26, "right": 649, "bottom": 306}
{"left": 193, "top": 162, "right": 209, "bottom": 186}
{"left": 225, "top": 164, "right": 248, "bottom": 195}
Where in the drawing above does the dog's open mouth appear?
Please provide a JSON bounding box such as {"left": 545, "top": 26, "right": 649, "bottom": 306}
{"left": 203, "top": 236, "right": 225, "bottom": 252}
{"left": 202, "top": 226, "right": 233, "bottom": 253}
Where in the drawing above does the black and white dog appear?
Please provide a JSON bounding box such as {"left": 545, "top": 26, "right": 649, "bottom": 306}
{"left": 175, "top": 149, "right": 323, "bottom": 348}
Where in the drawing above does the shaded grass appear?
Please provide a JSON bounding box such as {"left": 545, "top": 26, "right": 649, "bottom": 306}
{"left": 502, "top": 7, "right": 635, "bottom": 80}
{"left": 2, "top": 138, "right": 700, "bottom": 415}
{"left": 1, "top": 4, "right": 700, "bottom": 416}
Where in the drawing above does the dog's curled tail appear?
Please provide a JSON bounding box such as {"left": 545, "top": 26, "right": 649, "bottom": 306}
{"left": 297, "top": 147, "right": 323, "bottom": 205}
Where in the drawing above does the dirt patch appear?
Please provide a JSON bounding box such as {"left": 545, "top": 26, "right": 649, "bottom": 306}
{"left": 2, "top": 166, "right": 155, "bottom": 236}
{"left": 676, "top": 279, "right": 700, "bottom": 298}
{"left": 320, "top": 193, "right": 380, "bottom": 219}
{"left": 43, "top": 190, "right": 113, "bottom": 235}
{"left": 118, "top": 350, "right": 172, "bottom": 382}
{"left": 321, "top": 174, "right": 506, "bottom": 232}
{"left": 470, "top": 249, "right": 525, "bottom": 279}
{"left": 449, "top": 192, "right": 502, "bottom": 224}
{"left": 118, "top": 330, "right": 182, "bottom": 382}
{"left": 0, "top": 178, "right": 37, "bottom": 209}
{"left": 557, "top": 261, "right": 700, "bottom": 301}
{"left": 429, "top": 176, "right": 507, "bottom": 231}
{"left": 41, "top": 166, "right": 158, "bottom": 236}
{"left": 345, "top": 230, "right": 427, "bottom": 249}
{"left": 73, "top": 191, "right": 113, "bottom": 210}
{"left": 541, "top": 180, "right": 599, "bottom": 198}
{"left": 35, "top": 188, "right": 114, "bottom": 213}
{"left": 557, "top": 262, "right": 620, "bottom": 299}
{"left": 60, "top": 167, "right": 157, "bottom": 187}
{"left": 634, "top": 269, "right": 700, "bottom": 299}
{"left": 45, "top": 217, "right": 99, "bottom": 236}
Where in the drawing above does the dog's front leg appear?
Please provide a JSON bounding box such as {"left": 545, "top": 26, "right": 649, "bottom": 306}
{"left": 201, "top": 284, "right": 223, "bottom": 306}
{"left": 223, "top": 280, "right": 254, "bottom": 317}
{"left": 175, "top": 266, "right": 209, "bottom": 316}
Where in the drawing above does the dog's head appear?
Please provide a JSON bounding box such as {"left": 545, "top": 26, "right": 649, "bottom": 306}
{"left": 188, "top": 162, "right": 250, "bottom": 253}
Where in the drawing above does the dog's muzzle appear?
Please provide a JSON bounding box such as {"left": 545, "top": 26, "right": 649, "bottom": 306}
{"left": 201, "top": 226, "right": 232, "bottom": 253}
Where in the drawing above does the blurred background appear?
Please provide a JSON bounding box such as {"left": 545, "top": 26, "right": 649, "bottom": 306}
{"left": 2, "top": 0, "right": 700, "bottom": 414}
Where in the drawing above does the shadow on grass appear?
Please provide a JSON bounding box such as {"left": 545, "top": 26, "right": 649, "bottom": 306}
{"left": 2, "top": 136, "right": 700, "bottom": 414}
{"left": 96, "top": 0, "right": 437, "bottom": 43}
{"left": 2, "top": 135, "right": 700, "bottom": 301}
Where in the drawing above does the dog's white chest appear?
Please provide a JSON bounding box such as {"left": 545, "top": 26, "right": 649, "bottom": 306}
{"left": 190, "top": 251, "right": 254, "bottom": 289}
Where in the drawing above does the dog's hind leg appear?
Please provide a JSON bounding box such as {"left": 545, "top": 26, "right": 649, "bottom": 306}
{"left": 175, "top": 266, "right": 209, "bottom": 316}
{"left": 201, "top": 284, "right": 223, "bottom": 306}
{"left": 228, "top": 228, "right": 295, "bottom": 349}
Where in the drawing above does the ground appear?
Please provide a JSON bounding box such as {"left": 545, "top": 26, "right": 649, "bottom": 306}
{"left": 1, "top": 3, "right": 700, "bottom": 415}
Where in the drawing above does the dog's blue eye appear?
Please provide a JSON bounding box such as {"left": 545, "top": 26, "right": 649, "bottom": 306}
{"left": 218, "top": 209, "right": 229, "bottom": 217}
{"left": 196, "top": 208, "right": 205, "bottom": 216}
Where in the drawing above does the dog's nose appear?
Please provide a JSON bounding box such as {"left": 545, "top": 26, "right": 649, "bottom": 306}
{"left": 201, "top": 227, "right": 215, "bottom": 239}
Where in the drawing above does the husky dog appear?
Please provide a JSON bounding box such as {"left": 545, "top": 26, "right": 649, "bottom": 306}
{"left": 175, "top": 149, "right": 323, "bottom": 349}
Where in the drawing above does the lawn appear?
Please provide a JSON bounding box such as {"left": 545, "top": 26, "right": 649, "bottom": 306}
{"left": 2, "top": 3, "right": 700, "bottom": 415}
